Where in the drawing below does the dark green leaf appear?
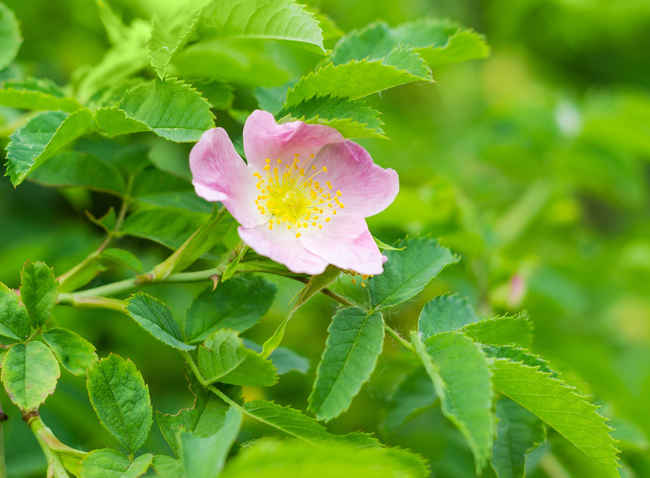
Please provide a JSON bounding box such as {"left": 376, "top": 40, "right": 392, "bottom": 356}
{"left": 383, "top": 367, "right": 436, "bottom": 430}
{"left": 20, "top": 261, "right": 57, "bottom": 327}
{"left": 418, "top": 294, "right": 478, "bottom": 338}
{"left": 42, "top": 328, "right": 97, "bottom": 376}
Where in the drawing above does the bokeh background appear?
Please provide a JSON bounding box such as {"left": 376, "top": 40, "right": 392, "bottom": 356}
{"left": 2, "top": 0, "right": 650, "bottom": 476}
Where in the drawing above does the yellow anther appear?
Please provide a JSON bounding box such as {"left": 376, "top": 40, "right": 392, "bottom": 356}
{"left": 336, "top": 190, "right": 342, "bottom": 196}
{"left": 325, "top": 217, "right": 331, "bottom": 222}
{"left": 322, "top": 166, "right": 328, "bottom": 173}
{"left": 295, "top": 232, "right": 301, "bottom": 238}
{"left": 309, "top": 153, "right": 315, "bottom": 158}
{"left": 326, "top": 181, "right": 333, "bottom": 189}
{"left": 265, "top": 158, "right": 271, "bottom": 163}
{"left": 263, "top": 165, "right": 271, "bottom": 171}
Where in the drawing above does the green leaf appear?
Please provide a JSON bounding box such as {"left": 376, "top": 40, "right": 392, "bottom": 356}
{"left": 221, "top": 438, "right": 428, "bottom": 478}
{"left": 193, "top": 81, "right": 235, "bottom": 110}
{"left": 492, "top": 397, "right": 546, "bottom": 478}
{"left": 80, "top": 449, "right": 153, "bottom": 478}
{"left": 383, "top": 367, "right": 436, "bottom": 430}
{"left": 197, "top": 329, "right": 246, "bottom": 383}
{"left": 462, "top": 314, "right": 533, "bottom": 348}
{"left": 5, "top": 109, "right": 94, "bottom": 186}
{"left": 0, "top": 2, "right": 21, "bottom": 70}
{"left": 1, "top": 341, "right": 60, "bottom": 411}
{"left": 285, "top": 48, "right": 431, "bottom": 107}
{"left": 490, "top": 358, "right": 619, "bottom": 476}
{"left": 100, "top": 248, "right": 144, "bottom": 272}
{"left": 101, "top": 79, "right": 215, "bottom": 142}
{"left": 87, "top": 354, "right": 153, "bottom": 452}
{"left": 94, "top": 107, "right": 150, "bottom": 138}
{"left": 147, "top": 138, "right": 192, "bottom": 181}
{"left": 180, "top": 406, "right": 242, "bottom": 478}
{"left": 244, "top": 341, "right": 309, "bottom": 375}
{"left": 281, "top": 96, "right": 385, "bottom": 139}
{"left": 152, "top": 455, "right": 183, "bottom": 478}
{"left": 411, "top": 331, "right": 493, "bottom": 472}
{"left": 42, "top": 328, "right": 98, "bottom": 376}
{"left": 200, "top": 0, "right": 324, "bottom": 51}
{"left": 126, "top": 293, "right": 194, "bottom": 351}
{"left": 20, "top": 261, "right": 57, "bottom": 327}
{"left": 0, "top": 78, "right": 80, "bottom": 112}
{"left": 308, "top": 307, "right": 384, "bottom": 422}
{"left": 57, "top": 259, "right": 107, "bottom": 294}
{"left": 185, "top": 275, "right": 276, "bottom": 342}
{"left": 149, "top": 0, "right": 212, "bottom": 79}
{"left": 369, "top": 237, "right": 459, "bottom": 310}
{"left": 483, "top": 346, "right": 554, "bottom": 374}
{"left": 418, "top": 294, "right": 479, "bottom": 338}
{"left": 255, "top": 83, "right": 293, "bottom": 115}
{"left": 122, "top": 207, "right": 208, "bottom": 250}
{"left": 0, "top": 282, "right": 30, "bottom": 340}
{"left": 29, "top": 151, "right": 127, "bottom": 194}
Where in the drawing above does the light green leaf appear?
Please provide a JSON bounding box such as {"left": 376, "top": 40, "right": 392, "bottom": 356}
{"left": 5, "top": 109, "right": 94, "bottom": 186}
{"left": 418, "top": 294, "right": 478, "bottom": 338}
{"left": 104, "top": 79, "right": 215, "bottom": 142}
{"left": 0, "top": 78, "right": 80, "bottom": 112}
{"left": 483, "top": 346, "right": 554, "bottom": 374}
{"left": 42, "top": 328, "right": 98, "bottom": 376}
{"left": 383, "top": 367, "right": 436, "bottom": 431}
{"left": 412, "top": 331, "right": 493, "bottom": 472}
{"left": 149, "top": 0, "right": 212, "bottom": 79}
{"left": 185, "top": 275, "right": 276, "bottom": 342}
{"left": 197, "top": 330, "right": 246, "bottom": 383}
{"left": 94, "top": 107, "right": 149, "bottom": 138}
{"left": 0, "top": 282, "right": 30, "bottom": 341}
{"left": 147, "top": 138, "right": 192, "bottom": 181}
{"left": 200, "top": 0, "right": 324, "bottom": 51}
{"left": 80, "top": 449, "right": 153, "bottom": 478}
{"left": 491, "top": 358, "right": 619, "bottom": 476}
{"left": 87, "top": 354, "right": 153, "bottom": 452}
{"left": 180, "top": 406, "right": 242, "bottom": 478}
{"left": 0, "top": 2, "right": 21, "bottom": 70}
{"left": 152, "top": 455, "right": 183, "bottom": 478}
{"left": 308, "top": 307, "right": 384, "bottom": 422}
{"left": 126, "top": 293, "right": 194, "bottom": 351}
{"left": 221, "top": 438, "right": 428, "bottom": 478}
{"left": 100, "top": 248, "right": 144, "bottom": 272}
{"left": 20, "top": 261, "right": 57, "bottom": 327}
{"left": 281, "top": 96, "right": 385, "bottom": 139}
{"left": 1, "top": 341, "right": 60, "bottom": 411}
{"left": 30, "top": 152, "right": 127, "bottom": 194}
{"left": 285, "top": 48, "right": 431, "bottom": 107}
{"left": 492, "top": 397, "right": 546, "bottom": 478}
{"left": 462, "top": 314, "right": 533, "bottom": 348}
{"left": 369, "top": 237, "right": 459, "bottom": 310}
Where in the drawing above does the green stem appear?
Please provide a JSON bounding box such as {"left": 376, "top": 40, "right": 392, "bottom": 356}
{"left": 29, "top": 415, "right": 85, "bottom": 478}
{"left": 385, "top": 324, "right": 415, "bottom": 352}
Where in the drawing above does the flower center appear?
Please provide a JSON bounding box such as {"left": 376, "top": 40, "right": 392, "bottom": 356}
{"left": 253, "top": 154, "right": 345, "bottom": 238}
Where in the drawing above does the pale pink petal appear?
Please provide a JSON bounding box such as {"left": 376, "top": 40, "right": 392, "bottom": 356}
{"left": 300, "top": 216, "right": 384, "bottom": 275}
{"left": 238, "top": 225, "right": 328, "bottom": 275}
{"left": 243, "top": 110, "right": 343, "bottom": 171}
{"left": 310, "top": 140, "right": 399, "bottom": 218}
{"left": 190, "top": 128, "right": 265, "bottom": 228}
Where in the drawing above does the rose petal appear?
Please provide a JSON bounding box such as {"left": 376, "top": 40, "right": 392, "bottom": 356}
{"left": 311, "top": 140, "right": 399, "bottom": 218}
{"left": 238, "top": 224, "right": 328, "bottom": 275}
{"left": 301, "top": 216, "right": 384, "bottom": 275}
{"left": 190, "top": 128, "right": 265, "bottom": 228}
{"left": 243, "top": 110, "right": 343, "bottom": 171}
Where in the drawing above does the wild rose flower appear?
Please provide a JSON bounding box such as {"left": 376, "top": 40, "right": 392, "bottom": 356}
{"left": 190, "top": 110, "right": 399, "bottom": 275}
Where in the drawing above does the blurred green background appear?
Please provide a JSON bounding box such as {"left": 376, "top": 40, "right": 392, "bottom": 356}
{"left": 2, "top": 0, "right": 650, "bottom": 476}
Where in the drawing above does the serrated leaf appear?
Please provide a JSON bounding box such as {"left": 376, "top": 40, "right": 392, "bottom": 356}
{"left": 149, "top": 0, "right": 212, "bottom": 79}
{"left": 126, "top": 293, "right": 194, "bottom": 351}
{"left": 281, "top": 96, "right": 385, "bottom": 139}
{"left": 180, "top": 406, "right": 242, "bottom": 478}
{"left": 20, "top": 261, "right": 57, "bottom": 327}
{"left": 185, "top": 275, "right": 276, "bottom": 342}
{"left": 87, "top": 354, "right": 153, "bottom": 452}
{"left": 100, "top": 79, "right": 215, "bottom": 142}
{"left": 492, "top": 397, "right": 546, "bottom": 478}
{"left": 152, "top": 455, "right": 183, "bottom": 477}
{"left": 0, "top": 78, "right": 80, "bottom": 111}
{"left": 285, "top": 48, "right": 431, "bottom": 107}
{"left": 383, "top": 367, "right": 436, "bottom": 431}
{"left": 30, "top": 151, "right": 127, "bottom": 194}
{"left": 193, "top": 81, "right": 235, "bottom": 110}
{"left": 244, "top": 400, "right": 334, "bottom": 443}
{"left": 42, "top": 328, "right": 97, "bottom": 376}
{"left": 221, "top": 438, "right": 428, "bottom": 478}
{"left": 368, "top": 237, "right": 459, "bottom": 310}
{"left": 0, "top": 2, "right": 21, "bottom": 70}
{"left": 201, "top": 0, "right": 324, "bottom": 51}
{"left": 308, "top": 307, "right": 384, "bottom": 422}
{"left": 412, "top": 331, "right": 493, "bottom": 472}
{"left": 80, "top": 449, "right": 153, "bottom": 478}
{"left": 418, "top": 294, "right": 478, "bottom": 338}
{"left": 483, "top": 346, "right": 554, "bottom": 375}
{"left": 491, "top": 358, "right": 619, "bottom": 477}
{"left": 462, "top": 314, "right": 533, "bottom": 348}
{"left": 0, "top": 282, "right": 30, "bottom": 340}
{"left": 197, "top": 330, "right": 246, "bottom": 383}
{"left": 5, "top": 109, "right": 94, "bottom": 186}
{"left": 100, "top": 248, "right": 143, "bottom": 272}
{"left": 1, "top": 341, "right": 60, "bottom": 411}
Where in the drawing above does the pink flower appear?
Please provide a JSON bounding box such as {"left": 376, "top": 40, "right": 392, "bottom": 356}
{"left": 189, "top": 110, "right": 399, "bottom": 275}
